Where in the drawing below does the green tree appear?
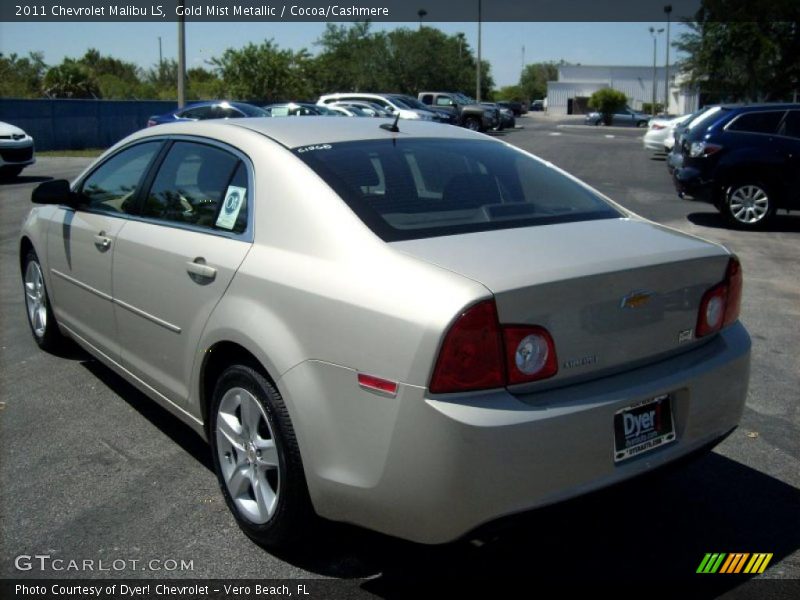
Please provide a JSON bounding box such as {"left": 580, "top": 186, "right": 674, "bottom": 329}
{"left": 0, "top": 52, "right": 47, "bottom": 98}
{"left": 675, "top": 1, "right": 800, "bottom": 102}
{"left": 519, "top": 62, "right": 558, "bottom": 101}
{"left": 313, "top": 22, "right": 391, "bottom": 94}
{"left": 211, "top": 39, "right": 314, "bottom": 101}
{"left": 588, "top": 88, "right": 628, "bottom": 125}
{"left": 42, "top": 60, "right": 100, "bottom": 98}
{"left": 494, "top": 84, "right": 525, "bottom": 102}
{"left": 187, "top": 67, "right": 222, "bottom": 100}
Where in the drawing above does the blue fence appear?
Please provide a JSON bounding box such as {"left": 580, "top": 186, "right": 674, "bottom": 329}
{"left": 0, "top": 99, "right": 178, "bottom": 151}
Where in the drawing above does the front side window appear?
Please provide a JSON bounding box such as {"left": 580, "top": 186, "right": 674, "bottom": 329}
{"left": 727, "top": 111, "right": 784, "bottom": 134}
{"left": 295, "top": 138, "right": 619, "bottom": 242}
{"left": 143, "top": 141, "right": 248, "bottom": 233}
{"left": 79, "top": 142, "right": 161, "bottom": 214}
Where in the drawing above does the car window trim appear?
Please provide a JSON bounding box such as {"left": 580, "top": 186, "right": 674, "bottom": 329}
{"left": 71, "top": 139, "right": 167, "bottom": 219}
{"left": 132, "top": 135, "right": 255, "bottom": 242}
{"left": 73, "top": 135, "right": 255, "bottom": 242}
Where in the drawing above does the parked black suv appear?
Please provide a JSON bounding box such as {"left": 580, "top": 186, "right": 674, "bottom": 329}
{"left": 672, "top": 104, "right": 800, "bottom": 228}
{"left": 418, "top": 92, "right": 499, "bottom": 132}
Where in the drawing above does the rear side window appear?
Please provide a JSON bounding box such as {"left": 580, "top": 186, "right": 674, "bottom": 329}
{"left": 294, "top": 138, "right": 619, "bottom": 242}
{"left": 180, "top": 106, "right": 212, "bottom": 119}
{"left": 80, "top": 142, "right": 161, "bottom": 214}
{"left": 727, "top": 111, "right": 784, "bottom": 134}
{"left": 782, "top": 111, "right": 800, "bottom": 138}
{"left": 143, "top": 142, "right": 248, "bottom": 233}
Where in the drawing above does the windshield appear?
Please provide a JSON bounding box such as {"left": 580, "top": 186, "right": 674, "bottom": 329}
{"left": 294, "top": 138, "right": 620, "bottom": 242}
{"left": 687, "top": 106, "right": 723, "bottom": 131}
{"left": 395, "top": 95, "right": 428, "bottom": 110}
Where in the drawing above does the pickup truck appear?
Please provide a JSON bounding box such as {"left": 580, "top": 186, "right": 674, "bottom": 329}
{"left": 418, "top": 92, "right": 498, "bottom": 132}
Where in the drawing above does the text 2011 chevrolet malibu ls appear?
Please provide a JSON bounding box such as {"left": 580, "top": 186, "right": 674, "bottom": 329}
{"left": 20, "top": 118, "right": 750, "bottom": 546}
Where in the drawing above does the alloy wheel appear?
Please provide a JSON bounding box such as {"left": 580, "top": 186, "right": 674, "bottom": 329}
{"left": 729, "top": 184, "right": 769, "bottom": 225}
{"left": 24, "top": 260, "right": 47, "bottom": 338}
{"left": 215, "top": 387, "right": 280, "bottom": 524}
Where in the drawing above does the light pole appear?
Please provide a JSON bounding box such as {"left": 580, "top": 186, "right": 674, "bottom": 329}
{"left": 664, "top": 4, "right": 672, "bottom": 113}
{"left": 417, "top": 8, "right": 427, "bottom": 30}
{"left": 177, "top": 8, "right": 186, "bottom": 108}
{"left": 476, "top": 0, "right": 482, "bottom": 101}
{"left": 649, "top": 27, "right": 664, "bottom": 115}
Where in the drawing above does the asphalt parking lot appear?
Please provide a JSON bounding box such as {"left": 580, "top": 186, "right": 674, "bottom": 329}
{"left": 1, "top": 115, "right": 798, "bottom": 595}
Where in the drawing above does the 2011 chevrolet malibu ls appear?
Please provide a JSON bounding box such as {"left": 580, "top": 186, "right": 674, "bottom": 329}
{"left": 19, "top": 117, "right": 751, "bottom": 546}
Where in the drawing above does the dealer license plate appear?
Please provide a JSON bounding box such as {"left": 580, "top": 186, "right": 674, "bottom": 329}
{"left": 613, "top": 394, "right": 676, "bottom": 463}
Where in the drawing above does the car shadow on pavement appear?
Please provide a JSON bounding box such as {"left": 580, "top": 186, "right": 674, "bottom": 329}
{"left": 79, "top": 359, "right": 214, "bottom": 472}
{"left": 0, "top": 175, "right": 52, "bottom": 186}
{"left": 688, "top": 212, "right": 800, "bottom": 233}
{"left": 269, "top": 450, "right": 799, "bottom": 596}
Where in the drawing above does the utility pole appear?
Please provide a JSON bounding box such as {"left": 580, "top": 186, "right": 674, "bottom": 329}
{"left": 158, "top": 36, "right": 163, "bottom": 71}
{"left": 417, "top": 8, "right": 426, "bottom": 30}
{"left": 649, "top": 27, "right": 664, "bottom": 115}
{"left": 664, "top": 4, "right": 672, "bottom": 113}
{"left": 476, "top": 0, "right": 482, "bottom": 101}
{"left": 177, "top": 10, "right": 186, "bottom": 108}
{"left": 522, "top": 45, "right": 525, "bottom": 75}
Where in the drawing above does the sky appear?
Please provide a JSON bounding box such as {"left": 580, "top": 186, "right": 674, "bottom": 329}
{"left": 0, "top": 21, "right": 687, "bottom": 88}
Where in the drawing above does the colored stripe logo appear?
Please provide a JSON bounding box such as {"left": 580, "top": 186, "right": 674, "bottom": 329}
{"left": 696, "top": 553, "right": 773, "bottom": 574}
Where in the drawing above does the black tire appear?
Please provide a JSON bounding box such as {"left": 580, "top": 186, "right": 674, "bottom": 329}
{"left": 22, "top": 249, "right": 65, "bottom": 352}
{"left": 465, "top": 116, "right": 481, "bottom": 132}
{"left": 210, "top": 364, "right": 315, "bottom": 548}
{"left": 637, "top": 120, "right": 648, "bottom": 128}
{"left": 722, "top": 181, "right": 775, "bottom": 229}
{"left": 1, "top": 166, "right": 24, "bottom": 180}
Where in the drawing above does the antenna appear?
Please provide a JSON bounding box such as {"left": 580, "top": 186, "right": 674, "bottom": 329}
{"left": 380, "top": 112, "right": 400, "bottom": 133}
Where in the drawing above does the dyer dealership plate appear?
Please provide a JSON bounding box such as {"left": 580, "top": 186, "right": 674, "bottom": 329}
{"left": 614, "top": 394, "right": 676, "bottom": 463}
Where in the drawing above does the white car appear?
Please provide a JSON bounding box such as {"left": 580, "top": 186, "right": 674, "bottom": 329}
{"left": 0, "top": 121, "right": 36, "bottom": 178}
{"left": 643, "top": 114, "right": 692, "bottom": 152}
{"left": 318, "top": 92, "right": 436, "bottom": 121}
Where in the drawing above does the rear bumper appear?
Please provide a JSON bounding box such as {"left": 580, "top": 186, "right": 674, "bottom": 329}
{"left": 643, "top": 135, "right": 668, "bottom": 151}
{"left": 672, "top": 166, "right": 716, "bottom": 203}
{"left": 287, "top": 323, "right": 750, "bottom": 543}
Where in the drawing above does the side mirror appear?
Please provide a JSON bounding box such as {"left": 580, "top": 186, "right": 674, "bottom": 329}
{"left": 32, "top": 179, "right": 76, "bottom": 206}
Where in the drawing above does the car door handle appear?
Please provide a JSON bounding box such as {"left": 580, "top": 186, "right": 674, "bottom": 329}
{"left": 93, "top": 233, "right": 112, "bottom": 250}
{"left": 186, "top": 259, "right": 217, "bottom": 282}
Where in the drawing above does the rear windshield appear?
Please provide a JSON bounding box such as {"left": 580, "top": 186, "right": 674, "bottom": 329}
{"left": 294, "top": 138, "right": 620, "bottom": 241}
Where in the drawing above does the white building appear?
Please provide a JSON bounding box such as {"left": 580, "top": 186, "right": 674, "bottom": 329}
{"left": 546, "top": 65, "right": 699, "bottom": 116}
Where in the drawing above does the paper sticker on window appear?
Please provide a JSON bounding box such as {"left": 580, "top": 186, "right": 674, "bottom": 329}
{"left": 217, "top": 185, "right": 246, "bottom": 230}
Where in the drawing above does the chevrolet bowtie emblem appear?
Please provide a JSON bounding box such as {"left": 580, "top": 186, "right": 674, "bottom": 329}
{"left": 621, "top": 290, "right": 654, "bottom": 309}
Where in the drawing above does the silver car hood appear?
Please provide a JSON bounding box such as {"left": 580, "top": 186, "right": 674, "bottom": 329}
{"left": 391, "top": 217, "right": 726, "bottom": 293}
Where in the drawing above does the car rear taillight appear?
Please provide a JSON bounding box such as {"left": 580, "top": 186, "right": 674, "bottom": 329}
{"left": 696, "top": 257, "right": 743, "bottom": 337}
{"left": 651, "top": 123, "right": 666, "bottom": 130}
{"left": 429, "top": 300, "right": 505, "bottom": 394}
{"left": 147, "top": 119, "right": 157, "bottom": 127}
{"left": 429, "top": 299, "right": 558, "bottom": 393}
{"left": 689, "top": 141, "right": 722, "bottom": 158}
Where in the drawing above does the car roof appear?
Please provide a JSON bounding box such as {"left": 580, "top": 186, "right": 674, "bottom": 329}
{"left": 718, "top": 103, "right": 799, "bottom": 110}
{"left": 136, "top": 116, "right": 487, "bottom": 149}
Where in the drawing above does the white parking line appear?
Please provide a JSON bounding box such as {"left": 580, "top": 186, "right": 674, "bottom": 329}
{"left": 548, "top": 132, "right": 562, "bottom": 136}
{"left": 605, "top": 134, "right": 615, "bottom": 139}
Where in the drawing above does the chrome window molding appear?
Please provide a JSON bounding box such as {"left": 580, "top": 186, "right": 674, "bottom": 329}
{"left": 69, "top": 134, "right": 256, "bottom": 244}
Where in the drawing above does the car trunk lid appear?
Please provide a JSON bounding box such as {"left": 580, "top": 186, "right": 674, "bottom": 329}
{"left": 392, "top": 218, "right": 730, "bottom": 390}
